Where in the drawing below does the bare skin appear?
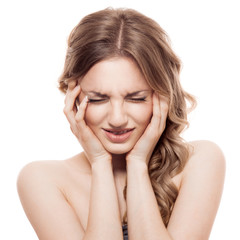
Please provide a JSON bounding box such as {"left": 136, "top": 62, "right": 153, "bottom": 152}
{"left": 17, "top": 58, "right": 225, "bottom": 240}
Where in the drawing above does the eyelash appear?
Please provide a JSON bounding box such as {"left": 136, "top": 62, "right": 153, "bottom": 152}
{"left": 88, "top": 99, "right": 107, "bottom": 103}
{"left": 88, "top": 97, "right": 147, "bottom": 103}
{"left": 128, "top": 97, "right": 146, "bottom": 102}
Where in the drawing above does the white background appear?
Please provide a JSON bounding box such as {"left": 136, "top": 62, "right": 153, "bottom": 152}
{"left": 0, "top": 0, "right": 239, "bottom": 239}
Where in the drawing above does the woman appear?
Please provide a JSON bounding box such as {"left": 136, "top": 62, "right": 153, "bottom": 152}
{"left": 17, "top": 8, "right": 225, "bottom": 240}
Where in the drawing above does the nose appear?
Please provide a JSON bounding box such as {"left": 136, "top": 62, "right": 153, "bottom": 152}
{"left": 107, "top": 101, "right": 128, "bottom": 128}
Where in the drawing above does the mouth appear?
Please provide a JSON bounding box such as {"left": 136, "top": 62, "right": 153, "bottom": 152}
{"left": 102, "top": 128, "right": 135, "bottom": 143}
{"left": 104, "top": 128, "right": 133, "bottom": 135}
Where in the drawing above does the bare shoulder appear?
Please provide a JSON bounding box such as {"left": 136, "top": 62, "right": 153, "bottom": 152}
{"left": 184, "top": 140, "right": 226, "bottom": 178}
{"left": 189, "top": 140, "right": 225, "bottom": 158}
{"left": 17, "top": 155, "right": 88, "bottom": 240}
{"left": 182, "top": 140, "right": 226, "bottom": 192}
{"left": 17, "top": 153, "right": 90, "bottom": 188}
{"left": 18, "top": 159, "right": 65, "bottom": 177}
{"left": 168, "top": 140, "right": 226, "bottom": 239}
{"left": 17, "top": 160, "right": 67, "bottom": 193}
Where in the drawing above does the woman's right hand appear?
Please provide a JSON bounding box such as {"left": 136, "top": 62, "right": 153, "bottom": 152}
{"left": 63, "top": 81, "right": 112, "bottom": 165}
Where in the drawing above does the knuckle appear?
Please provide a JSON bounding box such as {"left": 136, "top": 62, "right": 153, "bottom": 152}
{"left": 66, "top": 90, "right": 74, "bottom": 100}
{"left": 64, "top": 96, "right": 68, "bottom": 104}
{"left": 68, "top": 80, "right": 77, "bottom": 90}
{"left": 75, "top": 115, "right": 81, "bottom": 123}
{"left": 163, "top": 104, "right": 169, "bottom": 113}
{"left": 155, "top": 112, "right": 161, "bottom": 119}
{"left": 63, "top": 106, "right": 70, "bottom": 115}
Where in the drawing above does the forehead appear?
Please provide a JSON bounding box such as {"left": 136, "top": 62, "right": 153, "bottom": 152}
{"left": 80, "top": 57, "right": 151, "bottom": 93}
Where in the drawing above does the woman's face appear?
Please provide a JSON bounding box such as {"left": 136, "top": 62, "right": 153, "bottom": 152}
{"left": 79, "top": 57, "right": 153, "bottom": 155}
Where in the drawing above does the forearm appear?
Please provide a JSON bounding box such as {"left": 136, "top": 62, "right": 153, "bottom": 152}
{"left": 126, "top": 161, "right": 173, "bottom": 240}
{"left": 83, "top": 160, "right": 123, "bottom": 240}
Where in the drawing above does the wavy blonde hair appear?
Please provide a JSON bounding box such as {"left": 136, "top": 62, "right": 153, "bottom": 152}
{"left": 58, "top": 8, "right": 196, "bottom": 226}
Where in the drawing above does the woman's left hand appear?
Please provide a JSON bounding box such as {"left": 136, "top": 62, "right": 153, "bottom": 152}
{"left": 126, "top": 92, "right": 168, "bottom": 165}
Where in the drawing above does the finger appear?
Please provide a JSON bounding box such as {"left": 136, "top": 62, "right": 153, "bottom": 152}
{"left": 153, "top": 92, "right": 161, "bottom": 122}
{"left": 64, "top": 85, "right": 81, "bottom": 112}
{"left": 64, "top": 85, "right": 81, "bottom": 128}
{"left": 67, "top": 80, "right": 77, "bottom": 91}
{"left": 148, "top": 92, "right": 161, "bottom": 131}
{"left": 75, "top": 96, "right": 89, "bottom": 129}
{"left": 138, "top": 93, "right": 161, "bottom": 142}
{"left": 146, "top": 93, "right": 168, "bottom": 139}
{"left": 158, "top": 95, "right": 169, "bottom": 134}
{"left": 64, "top": 83, "right": 80, "bottom": 104}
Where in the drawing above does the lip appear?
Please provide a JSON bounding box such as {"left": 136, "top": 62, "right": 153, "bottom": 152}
{"left": 102, "top": 128, "right": 135, "bottom": 143}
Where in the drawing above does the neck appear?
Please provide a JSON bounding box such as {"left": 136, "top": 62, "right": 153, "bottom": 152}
{"left": 112, "top": 154, "right": 127, "bottom": 195}
{"left": 112, "top": 154, "right": 127, "bottom": 174}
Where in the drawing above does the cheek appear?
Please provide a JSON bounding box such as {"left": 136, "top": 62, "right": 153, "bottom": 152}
{"left": 129, "top": 103, "right": 153, "bottom": 126}
{"left": 85, "top": 102, "right": 153, "bottom": 128}
{"left": 85, "top": 105, "right": 106, "bottom": 127}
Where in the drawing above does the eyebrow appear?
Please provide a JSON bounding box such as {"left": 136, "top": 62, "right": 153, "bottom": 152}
{"left": 86, "top": 91, "right": 108, "bottom": 98}
{"left": 85, "top": 90, "right": 151, "bottom": 98}
{"left": 125, "top": 90, "right": 151, "bottom": 97}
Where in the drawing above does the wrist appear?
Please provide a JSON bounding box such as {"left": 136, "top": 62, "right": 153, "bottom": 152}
{"left": 91, "top": 158, "right": 113, "bottom": 172}
{"left": 126, "top": 160, "right": 148, "bottom": 174}
{"left": 87, "top": 152, "right": 112, "bottom": 166}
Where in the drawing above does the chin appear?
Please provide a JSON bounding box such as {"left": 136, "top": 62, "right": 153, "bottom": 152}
{"left": 108, "top": 149, "right": 129, "bottom": 155}
{"left": 104, "top": 143, "right": 134, "bottom": 155}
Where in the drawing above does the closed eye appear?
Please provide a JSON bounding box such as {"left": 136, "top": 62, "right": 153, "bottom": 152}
{"left": 127, "top": 97, "right": 147, "bottom": 102}
{"left": 88, "top": 98, "right": 108, "bottom": 103}
{"left": 88, "top": 97, "right": 147, "bottom": 103}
